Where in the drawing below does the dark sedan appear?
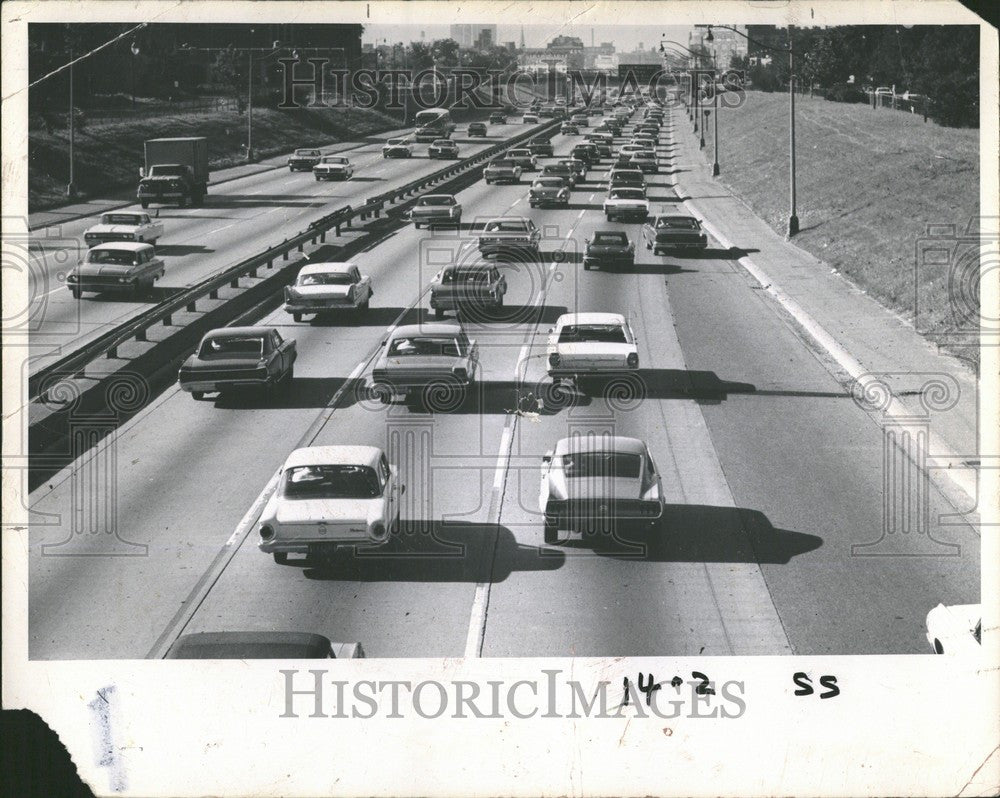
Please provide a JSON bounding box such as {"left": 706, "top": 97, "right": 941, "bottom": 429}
{"left": 428, "top": 139, "right": 460, "bottom": 159}
{"left": 642, "top": 214, "right": 709, "bottom": 255}
{"left": 583, "top": 231, "right": 635, "bottom": 270}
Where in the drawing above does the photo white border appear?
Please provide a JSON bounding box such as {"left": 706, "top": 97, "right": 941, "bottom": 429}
{"left": 3, "top": 2, "right": 997, "bottom": 796}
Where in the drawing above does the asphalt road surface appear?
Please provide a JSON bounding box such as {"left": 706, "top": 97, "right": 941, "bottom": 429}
{"left": 28, "top": 106, "right": 979, "bottom": 659}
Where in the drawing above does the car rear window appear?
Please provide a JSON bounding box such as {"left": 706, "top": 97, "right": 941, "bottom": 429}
{"left": 419, "top": 196, "right": 454, "bottom": 206}
{"left": 560, "top": 451, "right": 641, "bottom": 480}
{"left": 388, "top": 336, "right": 462, "bottom": 357}
{"left": 87, "top": 249, "right": 138, "bottom": 265}
{"left": 656, "top": 217, "right": 699, "bottom": 229}
{"left": 103, "top": 214, "right": 142, "bottom": 225}
{"left": 298, "top": 272, "right": 354, "bottom": 286}
{"left": 295, "top": 149, "right": 320, "bottom": 156}
{"left": 282, "top": 465, "right": 381, "bottom": 499}
{"left": 593, "top": 232, "right": 628, "bottom": 244}
{"left": 199, "top": 335, "right": 264, "bottom": 359}
{"left": 558, "top": 324, "right": 628, "bottom": 344}
{"left": 610, "top": 189, "right": 645, "bottom": 200}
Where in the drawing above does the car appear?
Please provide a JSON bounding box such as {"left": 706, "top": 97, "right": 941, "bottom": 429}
{"left": 382, "top": 138, "right": 413, "bottom": 158}
{"left": 409, "top": 193, "right": 462, "bottom": 228}
{"left": 539, "top": 435, "right": 664, "bottom": 544}
{"left": 609, "top": 167, "right": 646, "bottom": 190}
{"left": 165, "top": 631, "right": 364, "bottom": 660}
{"left": 926, "top": 603, "right": 982, "bottom": 655}
{"left": 523, "top": 112, "right": 540, "bottom": 124}
{"left": 507, "top": 148, "right": 539, "bottom": 171}
{"left": 313, "top": 155, "right": 354, "bottom": 181}
{"left": 874, "top": 86, "right": 893, "bottom": 96}
{"left": 83, "top": 211, "right": 164, "bottom": 246}
{"left": 429, "top": 263, "right": 507, "bottom": 318}
{"left": 584, "top": 231, "right": 635, "bottom": 270}
{"left": 585, "top": 136, "right": 613, "bottom": 159}
{"left": 560, "top": 122, "right": 580, "bottom": 135}
{"left": 558, "top": 158, "right": 587, "bottom": 181}
{"left": 483, "top": 158, "right": 523, "bottom": 184}
{"left": 468, "top": 122, "right": 488, "bottom": 137}
{"left": 642, "top": 214, "right": 709, "bottom": 255}
{"left": 538, "top": 104, "right": 558, "bottom": 118}
{"left": 631, "top": 135, "right": 657, "bottom": 149}
{"left": 603, "top": 187, "right": 649, "bottom": 222}
{"left": 370, "top": 322, "right": 480, "bottom": 407}
{"left": 620, "top": 143, "right": 652, "bottom": 156}
{"left": 526, "top": 139, "right": 554, "bottom": 157}
{"left": 635, "top": 124, "right": 660, "bottom": 136}
{"left": 283, "top": 262, "right": 373, "bottom": 322}
{"left": 571, "top": 113, "right": 589, "bottom": 126}
{"left": 541, "top": 162, "right": 577, "bottom": 188}
{"left": 489, "top": 111, "right": 507, "bottom": 124}
{"left": 478, "top": 216, "right": 541, "bottom": 257}
{"left": 288, "top": 148, "right": 322, "bottom": 171}
{"left": 571, "top": 143, "right": 599, "bottom": 166}
{"left": 625, "top": 150, "right": 658, "bottom": 174}
{"left": 257, "top": 445, "right": 404, "bottom": 563}
{"left": 546, "top": 312, "right": 640, "bottom": 386}
{"left": 66, "top": 242, "right": 165, "bottom": 298}
{"left": 428, "top": 138, "right": 460, "bottom": 159}
{"left": 529, "top": 177, "right": 571, "bottom": 208}
{"left": 178, "top": 326, "right": 296, "bottom": 400}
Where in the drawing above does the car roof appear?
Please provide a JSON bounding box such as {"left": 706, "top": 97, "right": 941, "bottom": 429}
{"left": 283, "top": 445, "right": 383, "bottom": 470}
{"left": 391, "top": 321, "right": 465, "bottom": 338}
{"left": 658, "top": 214, "right": 698, "bottom": 221}
{"left": 165, "top": 631, "right": 333, "bottom": 659}
{"left": 556, "top": 311, "right": 627, "bottom": 327}
{"left": 487, "top": 216, "right": 531, "bottom": 224}
{"left": 298, "top": 262, "right": 357, "bottom": 275}
{"left": 203, "top": 325, "right": 275, "bottom": 339}
{"left": 554, "top": 435, "right": 647, "bottom": 456}
{"left": 420, "top": 194, "right": 455, "bottom": 200}
{"left": 90, "top": 241, "right": 154, "bottom": 252}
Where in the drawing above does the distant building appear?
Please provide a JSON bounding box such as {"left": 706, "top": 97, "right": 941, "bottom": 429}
{"left": 449, "top": 24, "right": 497, "bottom": 48}
{"left": 474, "top": 28, "right": 494, "bottom": 50}
{"left": 689, "top": 25, "right": 748, "bottom": 70}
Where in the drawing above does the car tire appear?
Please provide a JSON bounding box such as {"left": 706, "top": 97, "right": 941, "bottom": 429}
{"left": 273, "top": 552, "right": 288, "bottom": 564}
{"left": 292, "top": 312, "right": 302, "bottom": 323}
{"left": 543, "top": 516, "right": 559, "bottom": 545}
{"left": 140, "top": 201, "right": 149, "bottom": 209}
{"left": 71, "top": 287, "right": 82, "bottom": 299}
{"left": 434, "top": 308, "right": 444, "bottom": 320}
{"left": 370, "top": 382, "right": 393, "bottom": 405}
{"left": 283, "top": 365, "right": 294, "bottom": 388}
{"left": 360, "top": 296, "right": 370, "bottom": 310}
{"left": 315, "top": 175, "right": 321, "bottom": 181}
{"left": 191, "top": 391, "right": 204, "bottom": 401}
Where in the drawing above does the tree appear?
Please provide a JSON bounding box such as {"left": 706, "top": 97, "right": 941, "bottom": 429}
{"left": 212, "top": 46, "right": 246, "bottom": 111}
{"left": 407, "top": 41, "right": 435, "bottom": 71}
{"left": 431, "top": 38, "right": 460, "bottom": 67}
{"left": 801, "top": 34, "right": 840, "bottom": 88}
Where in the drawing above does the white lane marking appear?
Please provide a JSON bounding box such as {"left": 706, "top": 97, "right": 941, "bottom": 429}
{"left": 589, "top": 193, "right": 595, "bottom": 201}
{"left": 512, "top": 198, "right": 522, "bottom": 206}
{"left": 577, "top": 209, "right": 585, "bottom": 218}
{"left": 207, "top": 222, "right": 238, "bottom": 235}
{"left": 464, "top": 262, "right": 554, "bottom": 658}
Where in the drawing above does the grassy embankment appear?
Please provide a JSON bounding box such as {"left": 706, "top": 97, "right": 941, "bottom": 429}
{"left": 28, "top": 106, "right": 402, "bottom": 212}
{"left": 708, "top": 90, "right": 980, "bottom": 367}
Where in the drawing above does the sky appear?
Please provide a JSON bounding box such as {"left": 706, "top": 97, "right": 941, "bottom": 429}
{"left": 360, "top": 24, "right": 694, "bottom": 52}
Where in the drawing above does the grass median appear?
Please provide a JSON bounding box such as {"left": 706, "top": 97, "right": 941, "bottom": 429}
{"left": 29, "top": 105, "right": 401, "bottom": 213}
{"left": 707, "top": 90, "right": 980, "bottom": 369}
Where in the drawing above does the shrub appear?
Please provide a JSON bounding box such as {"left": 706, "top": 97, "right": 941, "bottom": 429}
{"left": 824, "top": 83, "right": 867, "bottom": 104}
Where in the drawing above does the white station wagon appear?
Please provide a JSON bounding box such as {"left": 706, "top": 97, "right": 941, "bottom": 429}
{"left": 283, "top": 262, "right": 373, "bottom": 321}
{"left": 546, "top": 312, "right": 639, "bottom": 386}
{"left": 258, "top": 445, "right": 405, "bottom": 564}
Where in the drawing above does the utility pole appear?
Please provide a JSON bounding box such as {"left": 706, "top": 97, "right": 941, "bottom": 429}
{"left": 788, "top": 24, "right": 799, "bottom": 236}
{"left": 67, "top": 46, "right": 76, "bottom": 198}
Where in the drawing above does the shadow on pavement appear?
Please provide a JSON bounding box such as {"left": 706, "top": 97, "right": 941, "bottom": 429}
{"left": 547, "top": 505, "right": 822, "bottom": 564}
{"left": 298, "top": 521, "right": 566, "bottom": 582}
{"left": 154, "top": 244, "right": 215, "bottom": 256}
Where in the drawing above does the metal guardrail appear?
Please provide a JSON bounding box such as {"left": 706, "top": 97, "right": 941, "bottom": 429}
{"left": 29, "top": 117, "right": 563, "bottom": 403}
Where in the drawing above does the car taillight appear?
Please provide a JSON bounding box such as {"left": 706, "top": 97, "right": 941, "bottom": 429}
{"left": 259, "top": 525, "right": 275, "bottom": 541}
{"left": 627, "top": 353, "right": 639, "bottom": 368}
{"left": 549, "top": 353, "right": 561, "bottom": 368}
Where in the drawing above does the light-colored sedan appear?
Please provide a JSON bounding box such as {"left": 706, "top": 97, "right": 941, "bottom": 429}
{"left": 258, "top": 445, "right": 405, "bottom": 564}
{"left": 283, "top": 262, "right": 373, "bottom": 321}
{"left": 83, "top": 211, "right": 163, "bottom": 246}
{"left": 926, "top": 603, "right": 982, "bottom": 654}
{"left": 539, "top": 435, "right": 664, "bottom": 544}
{"left": 546, "top": 312, "right": 639, "bottom": 386}
{"left": 313, "top": 155, "right": 354, "bottom": 180}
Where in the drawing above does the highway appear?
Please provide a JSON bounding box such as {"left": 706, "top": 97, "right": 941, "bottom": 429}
{"left": 28, "top": 104, "right": 979, "bottom": 659}
{"left": 27, "top": 119, "right": 541, "bottom": 375}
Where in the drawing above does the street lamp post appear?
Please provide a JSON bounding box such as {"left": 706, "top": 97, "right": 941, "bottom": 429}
{"left": 701, "top": 24, "right": 799, "bottom": 236}
{"left": 711, "top": 49, "right": 719, "bottom": 175}
{"left": 130, "top": 40, "right": 140, "bottom": 109}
